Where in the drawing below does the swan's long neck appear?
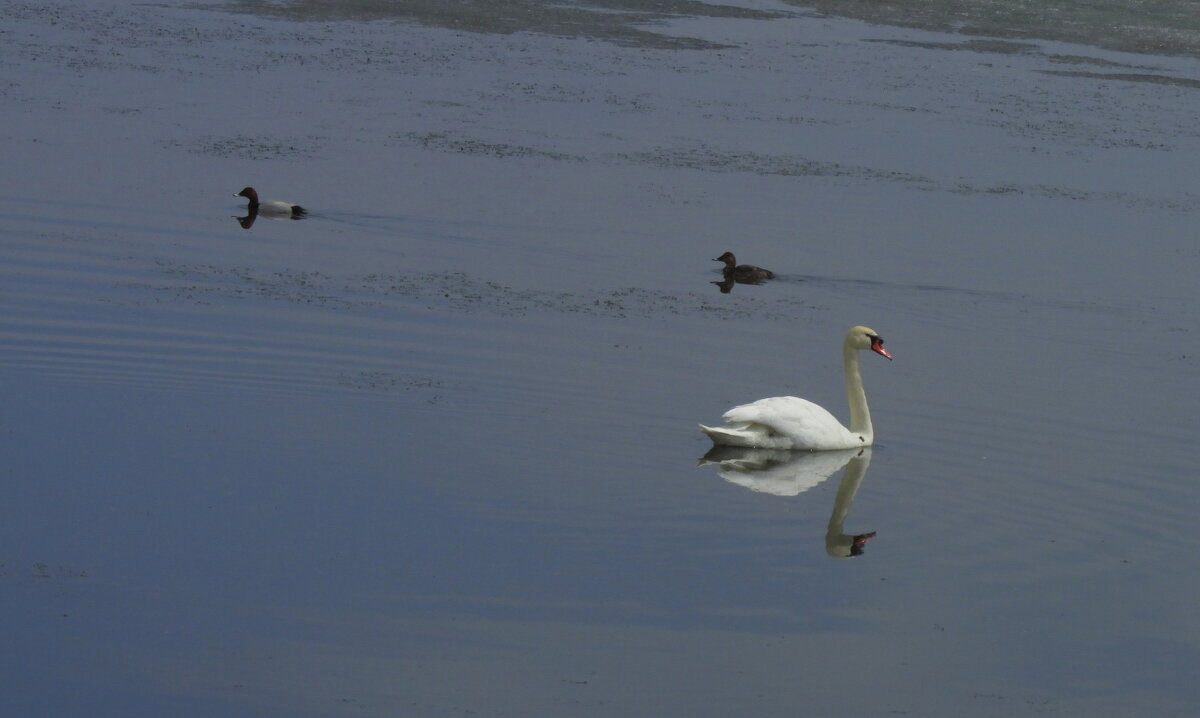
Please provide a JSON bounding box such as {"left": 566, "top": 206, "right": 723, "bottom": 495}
{"left": 843, "top": 340, "right": 872, "bottom": 439}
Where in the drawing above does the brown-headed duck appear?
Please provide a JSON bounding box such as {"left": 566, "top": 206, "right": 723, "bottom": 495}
{"left": 235, "top": 187, "right": 307, "bottom": 218}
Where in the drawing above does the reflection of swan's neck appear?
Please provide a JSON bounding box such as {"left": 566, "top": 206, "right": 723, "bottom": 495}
{"left": 843, "top": 339, "right": 872, "bottom": 440}
{"left": 826, "top": 449, "right": 873, "bottom": 558}
{"left": 828, "top": 450, "right": 871, "bottom": 530}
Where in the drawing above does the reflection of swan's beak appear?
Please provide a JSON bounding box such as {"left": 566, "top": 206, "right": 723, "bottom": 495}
{"left": 853, "top": 532, "right": 876, "bottom": 546}
{"left": 849, "top": 531, "right": 876, "bottom": 557}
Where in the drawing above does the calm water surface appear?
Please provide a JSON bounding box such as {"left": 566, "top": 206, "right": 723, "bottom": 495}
{"left": 2, "top": 1, "right": 1198, "bottom": 716}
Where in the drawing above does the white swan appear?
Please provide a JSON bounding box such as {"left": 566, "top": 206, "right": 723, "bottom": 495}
{"left": 699, "top": 325, "right": 892, "bottom": 450}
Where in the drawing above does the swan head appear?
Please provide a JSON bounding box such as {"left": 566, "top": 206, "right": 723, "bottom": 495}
{"left": 847, "top": 325, "right": 893, "bottom": 360}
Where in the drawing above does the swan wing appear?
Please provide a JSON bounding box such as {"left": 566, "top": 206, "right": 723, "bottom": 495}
{"left": 719, "top": 396, "right": 861, "bottom": 450}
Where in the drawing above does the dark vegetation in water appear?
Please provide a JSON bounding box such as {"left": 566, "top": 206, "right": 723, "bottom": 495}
{"left": 868, "top": 37, "right": 1200, "bottom": 92}
{"left": 127, "top": 261, "right": 826, "bottom": 320}
{"left": 793, "top": 0, "right": 1200, "bottom": 60}
{"left": 167, "top": 134, "right": 321, "bottom": 160}
{"left": 385, "top": 131, "right": 1198, "bottom": 209}
{"left": 220, "top": 0, "right": 1200, "bottom": 61}
{"left": 1039, "top": 69, "right": 1200, "bottom": 89}
{"left": 219, "top": 0, "right": 786, "bottom": 49}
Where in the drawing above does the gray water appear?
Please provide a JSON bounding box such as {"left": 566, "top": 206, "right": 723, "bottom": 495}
{"left": 2, "top": 1, "right": 1198, "bottom": 716}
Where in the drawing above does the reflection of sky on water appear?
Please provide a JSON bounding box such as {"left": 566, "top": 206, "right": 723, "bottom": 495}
{"left": 2, "top": 1, "right": 1199, "bottom": 716}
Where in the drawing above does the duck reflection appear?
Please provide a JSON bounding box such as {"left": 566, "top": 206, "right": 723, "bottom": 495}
{"left": 698, "top": 446, "right": 877, "bottom": 558}
{"left": 235, "top": 207, "right": 307, "bottom": 229}
{"left": 235, "top": 210, "right": 259, "bottom": 229}
{"left": 712, "top": 277, "right": 736, "bottom": 294}
{"left": 234, "top": 200, "right": 310, "bottom": 229}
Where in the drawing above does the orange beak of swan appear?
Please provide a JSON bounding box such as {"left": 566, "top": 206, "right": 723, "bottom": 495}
{"left": 870, "top": 336, "right": 892, "bottom": 360}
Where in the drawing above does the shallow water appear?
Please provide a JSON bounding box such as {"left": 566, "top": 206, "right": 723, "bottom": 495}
{"left": 2, "top": 1, "right": 1198, "bottom": 716}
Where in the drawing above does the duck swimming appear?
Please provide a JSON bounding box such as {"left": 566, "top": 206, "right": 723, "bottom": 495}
{"left": 235, "top": 187, "right": 307, "bottom": 218}
{"left": 715, "top": 251, "right": 774, "bottom": 283}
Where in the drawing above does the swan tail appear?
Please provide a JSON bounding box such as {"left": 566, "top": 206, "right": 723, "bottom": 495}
{"left": 700, "top": 423, "right": 769, "bottom": 448}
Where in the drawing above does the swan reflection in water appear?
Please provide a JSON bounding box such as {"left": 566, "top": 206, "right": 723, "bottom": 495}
{"left": 698, "top": 446, "right": 877, "bottom": 558}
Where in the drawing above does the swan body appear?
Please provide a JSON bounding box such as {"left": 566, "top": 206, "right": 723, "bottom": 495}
{"left": 700, "top": 325, "right": 892, "bottom": 451}
{"left": 703, "top": 396, "right": 866, "bottom": 450}
{"left": 235, "top": 186, "right": 307, "bottom": 218}
{"left": 715, "top": 251, "right": 774, "bottom": 282}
